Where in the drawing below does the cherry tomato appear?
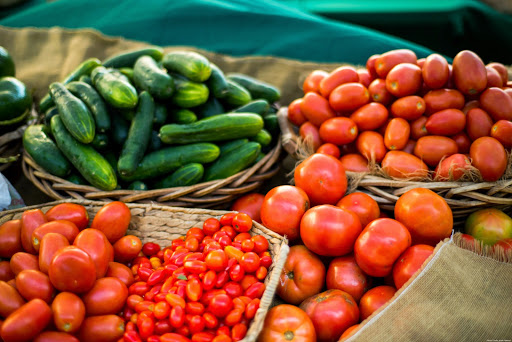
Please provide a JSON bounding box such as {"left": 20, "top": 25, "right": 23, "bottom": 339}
{"left": 240, "top": 252, "right": 260, "bottom": 273}
{"left": 336, "top": 192, "right": 380, "bottom": 228}
{"left": 393, "top": 244, "right": 435, "bottom": 289}
{"left": 51, "top": 291, "right": 85, "bottom": 333}
{"left": 0, "top": 220, "right": 22, "bottom": 258}
{"left": 45, "top": 203, "right": 89, "bottom": 231}
{"left": 232, "top": 213, "right": 252, "bottom": 233}
{"left": 90, "top": 201, "right": 131, "bottom": 244}
{"left": 208, "top": 294, "right": 233, "bottom": 318}
{"left": 48, "top": 246, "right": 96, "bottom": 294}
{"left": 203, "top": 218, "right": 221, "bottom": 236}
{"left": 0, "top": 298, "right": 52, "bottom": 342}
{"left": 142, "top": 242, "right": 161, "bottom": 257}
{"left": 250, "top": 235, "right": 269, "bottom": 254}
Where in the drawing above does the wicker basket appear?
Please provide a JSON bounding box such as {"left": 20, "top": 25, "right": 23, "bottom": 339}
{"left": 277, "top": 107, "right": 512, "bottom": 226}
{"left": 21, "top": 137, "right": 282, "bottom": 209}
{"left": 0, "top": 199, "right": 290, "bottom": 342}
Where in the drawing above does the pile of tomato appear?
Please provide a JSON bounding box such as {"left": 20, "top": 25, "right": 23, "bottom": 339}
{"left": 287, "top": 49, "right": 512, "bottom": 182}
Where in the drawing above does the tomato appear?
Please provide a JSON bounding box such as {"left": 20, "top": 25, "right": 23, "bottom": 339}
{"left": 425, "top": 108, "right": 466, "bottom": 136}
{"left": 381, "top": 151, "right": 429, "bottom": 180}
{"left": 329, "top": 82, "right": 370, "bottom": 113}
{"left": 258, "top": 304, "right": 316, "bottom": 342}
{"left": 0, "top": 262, "right": 14, "bottom": 282}
{"left": 464, "top": 208, "right": 512, "bottom": 245}
{"left": 339, "top": 154, "right": 369, "bottom": 172}
{"left": 491, "top": 120, "right": 512, "bottom": 148}
{"left": 0, "top": 220, "right": 21, "bottom": 258}
{"left": 300, "top": 205, "right": 362, "bottom": 257}
{"left": 384, "top": 117, "right": 410, "bottom": 151}
{"left": 433, "top": 153, "right": 472, "bottom": 181}
{"left": 299, "top": 121, "right": 323, "bottom": 151}
{"left": 260, "top": 185, "right": 309, "bottom": 241}
{"left": 9, "top": 252, "right": 39, "bottom": 275}
{"left": 78, "top": 315, "right": 125, "bottom": 342}
{"left": 316, "top": 143, "right": 341, "bottom": 159}
{"left": 423, "top": 88, "right": 465, "bottom": 115}
{"left": 466, "top": 108, "right": 493, "bottom": 141}
{"left": 208, "top": 293, "right": 233, "bottom": 318}
{"left": 113, "top": 234, "right": 142, "bottom": 263}
{"left": 493, "top": 238, "right": 512, "bottom": 254}
{"left": 48, "top": 245, "right": 97, "bottom": 293}
{"left": 368, "top": 78, "right": 394, "bottom": 106}
{"left": 486, "top": 66, "right": 503, "bottom": 87}
{"left": 422, "top": 53, "right": 450, "bottom": 89}
{"left": 90, "top": 201, "right": 131, "bottom": 244}
{"left": 300, "top": 289, "right": 359, "bottom": 342}
{"left": 52, "top": 291, "right": 85, "bottom": 333}
{"left": 357, "top": 68, "right": 372, "bottom": 87}
{"left": 375, "top": 49, "right": 417, "bottom": 78}
{"left": 300, "top": 92, "right": 336, "bottom": 127}
{"left": 20, "top": 209, "right": 47, "bottom": 254}
{"left": 336, "top": 192, "right": 379, "bottom": 228}
{"left": 82, "top": 277, "right": 128, "bottom": 315}
{"left": 413, "top": 135, "right": 458, "bottom": 167}
{"left": 232, "top": 213, "right": 252, "bottom": 233}
{"left": 479, "top": 87, "right": 512, "bottom": 121}
{"left": 339, "top": 324, "right": 360, "bottom": 341}
{"left": 287, "top": 98, "right": 307, "bottom": 127}
{"left": 395, "top": 188, "right": 453, "bottom": 246}
{"left": 470, "top": 136, "right": 507, "bottom": 182}
{"left": 326, "top": 255, "right": 372, "bottom": 303}
{"left": 205, "top": 249, "right": 227, "bottom": 272}
{"left": 0, "top": 280, "right": 25, "bottom": 318}
{"left": 303, "top": 69, "right": 328, "bottom": 94}
{"left": 240, "top": 252, "right": 260, "bottom": 273}
{"left": 319, "top": 66, "right": 359, "bottom": 98}
{"left": 15, "top": 269, "right": 54, "bottom": 303}
{"left": 410, "top": 116, "right": 428, "bottom": 140}
{"left": 230, "top": 193, "right": 264, "bottom": 223}
{"left": 37, "top": 232, "right": 69, "bottom": 274}
{"left": 390, "top": 95, "right": 425, "bottom": 121}
{"left": 32, "top": 220, "right": 79, "bottom": 252}
{"left": 33, "top": 331, "right": 80, "bottom": 342}
{"left": 276, "top": 245, "right": 325, "bottom": 305}
{"left": 452, "top": 50, "right": 487, "bottom": 95}
{"left": 319, "top": 117, "right": 358, "bottom": 146}
{"left": 0, "top": 298, "right": 52, "bottom": 342}
{"left": 451, "top": 132, "right": 471, "bottom": 154}
{"left": 349, "top": 102, "right": 389, "bottom": 131}
{"left": 354, "top": 218, "right": 411, "bottom": 277}
{"left": 74, "top": 228, "right": 114, "bottom": 279}
{"left": 486, "top": 62, "right": 508, "bottom": 85}
{"left": 45, "top": 203, "right": 89, "bottom": 231}
{"left": 356, "top": 131, "right": 387, "bottom": 163}
{"left": 462, "top": 100, "right": 480, "bottom": 114}
{"left": 392, "top": 244, "right": 434, "bottom": 289}
{"left": 358, "top": 285, "right": 396, "bottom": 321}
{"left": 366, "top": 54, "right": 380, "bottom": 79}
{"left": 251, "top": 235, "right": 269, "bottom": 254}
{"left": 385, "top": 63, "right": 422, "bottom": 97}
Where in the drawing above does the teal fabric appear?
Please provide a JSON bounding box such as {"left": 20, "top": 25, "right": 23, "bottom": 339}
{"left": 0, "top": 0, "right": 438, "bottom": 65}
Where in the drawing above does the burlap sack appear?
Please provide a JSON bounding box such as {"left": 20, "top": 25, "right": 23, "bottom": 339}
{"left": 1, "top": 26, "right": 511, "bottom": 341}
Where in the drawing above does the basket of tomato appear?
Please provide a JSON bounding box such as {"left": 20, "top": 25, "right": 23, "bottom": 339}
{"left": 0, "top": 199, "right": 289, "bottom": 342}
{"left": 278, "top": 48, "right": 512, "bottom": 225}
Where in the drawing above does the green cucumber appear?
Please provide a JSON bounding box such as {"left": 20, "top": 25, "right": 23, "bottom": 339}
{"left": 119, "top": 68, "right": 134, "bottom": 83}
{"left": 103, "top": 150, "right": 118, "bottom": 175}
{"left": 127, "top": 181, "right": 148, "bottom": 191}
{"left": 218, "top": 138, "right": 249, "bottom": 155}
{"left": 118, "top": 91, "right": 155, "bottom": 177}
{"left": 119, "top": 142, "right": 220, "bottom": 182}
{"left": 204, "top": 141, "right": 261, "bottom": 181}
{"left": 250, "top": 128, "right": 272, "bottom": 147}
{"left": 66, "top": 81, "right": 111, "bottom": 132}
{"left": 255, "top": 152, "right": 265, "bottom": 164}
{"left": 91, "top": 133, "right": 109, "bottom": 151}
{"left": 171, "top": 78, "right": 209, "bottom": 108}
{"left": 110, "top": 112, "right": 130, "bottom": 147}
{"left": 162, "top": 51, "right": 212, "bottom": 82}
{"left": 91, "top": 66, "right": 138, "bottom": 109}
{"left": 231, "top": 99, "right": 270, "bottom": 116}
{"left": 196, "top": 96, "right": 225, "bottom": 118}
{"left": 207, "top": 63, "right": 229, "bottom": 98}
{"left": 39, "top": 58, "right": 102, "bottom": 113}
{"left": 133, "top": 55, "right": 175, "bottom": 100}
{"left": 49, "top": 82, "right": 95, "bottom": 144}
{"left": 171, "top": 109, "right": 197, "bottom": 124}
{"left": 148, "top": 130, "right": 162, "bottom": 152}
{"left": 43, "top": 106, "right": 59, "bottom": 127}
{"left": 226, "top": 73, "right": 281, "bottom": 103}
{"left": 154, "top": 103, "right": 168, "bottom": 126}
{"left": 263, "top": 113, "right": 279, "bottom": 138}
{"left": 153, "top": 163, "right": 204, "bottom": 189}
{"left": 51, "top": 115, "right": 117, "bottom": 190}
{"left": 66, "top": 173, "right": 87, "bottom": 185}
{"left": 0, "top": 77, "right": 32, "bottom": 121}
{"left": 103, "top": 47, "right": 164, "bottom": 68}
{"left": 115, "top": 108, "right": 135, "bottom": 121}
{"left": 159, "top": 113, "right": 263, "bottom": 145}
{"left": 23, "top": 124, "right": 71, "bottom": 178}
{"left": 220, "top": 80, "right": 252, "bottom": 108}
{"left": 78, "top": 75, "right": 93, "bottom": 86}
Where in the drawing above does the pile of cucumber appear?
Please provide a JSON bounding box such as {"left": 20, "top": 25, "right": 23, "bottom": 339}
{"left": 23, "top": 47, "right": 281, "bottom": 191}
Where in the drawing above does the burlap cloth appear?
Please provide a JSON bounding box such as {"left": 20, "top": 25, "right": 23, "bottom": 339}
{"left": 0, "top": 25, "right": 511, "bottom": 341}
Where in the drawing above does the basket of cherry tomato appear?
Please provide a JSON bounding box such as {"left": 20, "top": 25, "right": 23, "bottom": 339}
{"left": 278, "top": 48, "right": 512, "bottom": 225}
{"left": 0, "top": 199, "right": 289, "bottom": 342}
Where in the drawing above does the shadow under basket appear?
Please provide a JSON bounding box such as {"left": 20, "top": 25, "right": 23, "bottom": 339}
{"left": 21, "top": 137, "right": 282, "bottom": 209}
{"left": 277, "top": 107, "right": 512, "bottom": 227}
{"left": 0, "top": 199, "right": 290, "bottom": 342}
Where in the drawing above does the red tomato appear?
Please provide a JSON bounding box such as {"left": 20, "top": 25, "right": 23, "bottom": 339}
{"left": 51, "top": 291, "right": 85, "bottom": 333}
{"left": 90, "top": 201, "right": 131, "bottom": 244}
{"left": 73, "top": 228, "right": 114, "bottom": 279}
{"left": 381, "top": 151, "right": 429, "bottom": 180}
{"left": 9, "top": 252, "right": 39, "bottom": 275}
{"left": 0, "top": 261, "right": 14, "bottom": 282}
{"left": 366, "top": 54, "right": 380, "bottom": 79}
{"left": 390, "top": 95, "right": 425, "bottom": 121}
{"left": 326, "top": 254, "right": 372, "bottom": 303}
{"left": 319, "top": 66, "right": 359, "bottom": 98}
{"left": 105, "top": 261, "right": 135, "bottom": 287}
{"left": 491, "top": 120, "right": 512, "bottom": 148}
{"left": 339, "top": 324, "right": 360, "bottom": 341}
{"left": 375, "top": 49, "right": 417, "bottom": 78}
{"left": 464, "top": 208, "right": 512, "bottom": 245}
{"left": 15, "top": 269, "right": 54, "bottom": 303}
{"left": 240, "top": 252, "right": 260, "bottom": 273}
{"left": 276, "top": 245, "right": 325, "bottom": 305}
{"left": 358, "top": 285, "right": 397, "bottom": 321}
{"left": 480, "top": 87, "right": 512, "bottom": 122}
{"left": 260, "top": 185, "right": 309, "bottom": 241}
{"left": 38, "top": 232, "right": 69, "bottom": 274}
{"left": 413, "top": 136, "right": 458, "bottom": 167}
{"left": 470, "top": 136, "right": 507, "bottom": 182}
{"left": 0, "top": 280, "right": 26, "bottom": 318}
{"left": 258, "top": 304, "right": 316, "bottom": 342}
{"left": 299, "top": 289, "right": 360, "bottom": 342}
{"left": 336, "top": 192, "right": 380, "bottom": 228}
{"left": 354, "top": 218, "right": 411, "bottom": 277}
{"left": 410, "top": 116, "right": 428, "bottom": 140}
{"left": 77, "top": 315, "right": 125, "bottom": 342}
{"left": 486, "top": 66, "right": 503, "bottom": 87}
{"left": 232, "top": 213, "right": 252, "bottom": 233}
{"left": 493, "top": 238, "right": 512, "bottom": 254}
{"left": 434, "top": 153, "right": 472, "bottom": 181}
{"left": 20, "top": 209, "right": 47, "bottom": 254}
{"left": 466, "top": 108, "right": 493, "bottom": 141}
{"left": 462, "top": 100, "right": 480, "bottom": 114}
{"left": 319, "top": 117, "right": 358, "bottom": 145}
{"left": 32, "top": 220, "right": 79, "bottom": 252}
{"left": 0, "top": 299, "right": 52, "bottom": 342}
{"left": 422, "top": 53, "right": 450, "bottom": 89}
{"left": 287, "top": 98, "right": 307, "bottom": 127}
{"left": 350, "top": 102, "right": 389, "bottom": 131}
{"left": 230, "top": 193, "right": 264, "bottom": 223}
{"left": 316, "top": 143, "right": 341, "bottom": 159}
{"left": 208, "top": 294, "right": 233, "bottom": 318}
{"left": 45, "top": 203, "right": 89, "bottom": 231}
{"left": 303, "top": 70, "right": 328, "bottom": 94}
{"left": 299, "top": 121, "right": 323, "bottom": 151}
{"left": 451, "top": 132, "right": 471, "bottom": 154}
{"left": 425, "top": 109, "right": 466, "bottom": 136}
{"left": 300, "top": 92, "right": 336, "bottom": 127}
{"left": 113, "top": 234, "right": 142, "bottom": 264}
{"left": 423, "top": 88, "right": 465, "bottom": 115}
{"left": 356, "top": 131, "right": 387, "bottom": 163}
{"left": 339, "top": 154, "right": 369, "bottom": 173}
{"left": 33, "top": 331, "right": 80, "bottom": 342}
{"left": 395, "top": 188, "right": 453, "bottom": 246}
{"left": 392, "top": 244, "right": 434, "bottom": 289}
{"left": 384, "top": 118, "right": 410, "bottom": 150}
{"left": 205, "top": 249, "right": 228, "bottom": 272}
{"left": 357, "top": 68, "right": 372, "bottom": 87}
{"left": 82, "top": 277, "right": 128, "bottom": 316}
{"left": 368, "top": 78, "right": 394, "bottom": 106}
{"left": 0, "top": 220, "right": 22, "bottom": 258}
{"left": 300, "top": 205, "right": 362, "bottom": 257}
{"left": 486, "top": 62, "right": 508, "bottom": 85}
{"left": 329, "top": 82, "right": 370, "bottom": 113}
{"left": 385, "top": 63, "right": 422, "bottom": 97}
{"left": 452, "top": 50, "right": 487, "bottom": 95}
{"left": 48, "top": 246, "right": 97, "bottom": 294}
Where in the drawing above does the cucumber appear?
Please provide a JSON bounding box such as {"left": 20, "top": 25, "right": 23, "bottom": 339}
{"left": 23, "top": 124, "right": 71, "bottom": 178}
{"left": 66, "top": 81, "right": 111, "bottom": 132}
{"left": 103, "top": 150, "right": 118, "bottom": 175}
{"left": 66, "top": 173, "right": 87, "bottom": 185}
{"left": 0, "top": 46, "right": 15, "bottom": 77}
{"left": 250, "top": 128, "right": 272, "bottom": 147}
{"left": 78, "top": 75, "right": 93, "bottom": 86}
{"left": 103, "top": 47, "right": 164, "bottom": 68}
{"left": 127, "top": 181, "right": 148, "bottom": 191}
{"left": 51, "top": 115, "right": 117, "bottom": 190}
{"left": 204, "top": 141, "right": 261, "bottom": 181}
{"left": 231, "top": 99, "right": 270, "bottom": 116}
{"left": 115, "top": 108, "right": 136, "bottom": 121}
{"left": 159, "top": 113, "right": 263, "bottom": 145}
{"left": 170, "top": 109, "right": 197, "bottom": 124}
{"left": 154, "top": 102, "right": 168, "bottom": 126}
{"left": 153, "top": 163, "right": 204, "bottom": 189}
{"left": 133, "top": 55, "right": 175, "bottom": 100}
{"left": 110, "top": 111, "right": 130, "bottom": 147}
{"left": 118, "top": 91, "right": 155, "bottom": 177}
{"left": 162, "top": 51, "right": 212, "bottom": 82}
{"left": 218, "top": 138, "right": 249, "bottom": 155}
{"left": 91, "top": 133, "right": 109, "bottom": 151}
{"left": 119, "top": 68, "right": 134, "bottom": 83}
{"left": 0, "top": 77, "right": 32, "bottom": 121}
{"left": 43, "top": 106, "right": 59, "bottom": 127}
{"left": 171, "top": 78, "right": 209, "bottom": 108}
{"left": 148, "top": 130, "right": 162, "bottom": 152}
{"left": 220, "top": 80, "right": 252, "bottom": 108}
{"left": 39, "top": 58, "right": 102, "bottom": 113}
{"left": 49, "top": 82, "right": 96, "bottom": 144}
{"left": 263, "top": 113, "right": 279, "bottom": 138}
{"left": 196, "top": 96, "right": 225, "bottom": 118}
{"left": 254, "top": 152, "right": 265, "bottom": 164}
{"left": 91, "top": 66, "right": 138, "bottom": 109}
{"left": 207, "top": 63, "right": 229, "bottom": 98}
{"left": 226, "top": 73, "right": 281, "bottom": 103}
{"left": 119, "top": 143, "right": 220, "bottom": 182}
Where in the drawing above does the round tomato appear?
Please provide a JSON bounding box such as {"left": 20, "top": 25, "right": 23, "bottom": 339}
{"left": 300, "top": 205, "right": 362, "bottom": 257}
{"left": 392, "top": 244, "right": 434, "bottom": 289}
{"left": 15, "top": 269, "right": 54, "bottom": 303}
{"left": 48, "top": 246, "right": 96, "bottom": 294}
{"left": 45, "top": 203, "right": 89, "bottom": 231}
{"left": 90, "top": 201, "right": 131, "bottom": 244}
{"left": 230, "top": 193, "right": 265, "bottom": 223}
{"left": 38, "top": 233, "right": 69, "bottom": 274}
{"left": 464, "top": 208, "right": 512, "bottom": 245}
{"left": 354, "top": 218, "right": 411, "bottom": 277}
{"left": 0, "top": 220, "right": 22, "bottom": 258}
{"left": 78, "top": 315, "right": 125, "bottom": 342}
{"left": 205, "top": 249, "right": 228, "bottom": 272}
{"left": 0, "top": 299, "right": 52, "bottom": 342}
{"left": 276, "top": 245, "right": 326, "bottom": 305}
{"left": 113, "top": 235, "right": 142, "bottom": 264}
{"left": 258, "top": 304, "right": 316, "bottom": 342}
{"left": 493, "top": 238, "right": 512, "bottom": 254}
{"left": 51, "top": 292, "right": 85, "bottom": 333}
{"left": 294, "top": 153, "right": 347, "bottom": 206}
{"left": 326, "top": 254, "right": 372, "bottom": 303}
{"left": 82, "top": 277, "right": 128, "bottom": 316}
{"left": 260, "top": 185, "right": 309, "bottom": 241}
{"left": 470, "top": 136, "right": 507, "bottom": 182}
{"left": 358, "top": 285, "right": 397, "bottom": 321}
{"left": 299, "top": 289, "right": 360, "bottom": 342}
{"left": 339, "top": 324, "right": 360, "bottom": 341}
{"left": 336, "top": 192, "right": 380, "bottom": 228}
{"left": 73, "top": 228, "right": 114, "bottom": 279}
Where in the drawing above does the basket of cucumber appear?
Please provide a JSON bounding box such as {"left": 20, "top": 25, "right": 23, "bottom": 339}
{"left": 22, "top": 48, "right": 283, "bottom": 208}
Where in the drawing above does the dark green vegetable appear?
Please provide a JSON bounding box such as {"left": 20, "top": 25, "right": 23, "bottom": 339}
{"left": 227, "top": 73, "right": 281, "bottom": 103}
{"left": 127, "top": 181, "right": 148, "bottom": 191}
{"left": 153, "top": 163, "right": 204, "bottom": 188}
{"left": 162, "top": 50, "right": 212, "bottom": 82}
{"left": 91, "top": 66, "right": 138, "bottom": 109}
{"left": 196, "top": 96, "right": 225, "bottom": 118}
{"left": 250, "top": 128, "right": 272, "bottom": 146}
{"left": 207, "top": 63, "right": 229, "bottom": 97}
{"left": 218, "top": 138, "right": 249, "bottom": 155}
{"left": 170, "top": 109, "right": 197, "bottom": 124}
{"left": 133, "top": 55, "right": 175, "bottom": 100}
{"left": 231, "top": 99, "right": 270, "bottom": 116}
{"left": 204, "top": 141, "right": 261, "bottom": 181}
{"left": 66, "top": 81, "right": 111, "bottom": 132}
{"left": 171, "top": 78, "right": 209, "bottom": 108}
{"left": 90, "top": 133, "right": 109, "bottom": 151}
{"left": 153, "top": 103, "right": 168, "bottom": 126}
{"left": 103, "top": 47, "right": 164, "bottom": 68}
{"left": 110, "top": 111, "right": 130, "bottom": 147}
{"left": 0, "top": 77, "right": 32, "bottom": 121}
{"left": 219, "top": 80, "right": 252, "bottom": 108}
